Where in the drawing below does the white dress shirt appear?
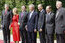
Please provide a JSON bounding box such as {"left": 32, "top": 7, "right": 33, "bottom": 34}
{"left": 29, "top": 10, "right": 34, "bottom": 19}
{"left": 40, "top": 9, "right": 44, "bottom": 12}
{"left": 56, "top": 11, "right": 59, "bottom": 18}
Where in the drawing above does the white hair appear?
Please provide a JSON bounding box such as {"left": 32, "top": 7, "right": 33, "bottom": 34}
{"left": 29, "top": 4, "right": 35, "bottom": 8}
{"left": 46, "top": 5, "right": 51, "bottom": 9}
{"left": 46, "top": 6, "right": 49, "bottom": 10}
{"left": 38, "top": 4, "right": 43, "bottom": 7}
{"left": 56, "top": 1, "right": 62, "bottom": 5}
{"left": 21, "top": 5, "right": 26, "bottom": 8}
{"left": 5, "top": 4, "right": 9, "bottom": 7}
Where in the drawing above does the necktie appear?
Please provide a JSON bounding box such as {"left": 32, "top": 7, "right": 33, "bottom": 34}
{"left": 21, "top": 13, "right": 23, "bottom": 18}
{"left": 4, "top": 10, "right": 7, "bottom": 15}
{"left": 56, "top": 10, "right": 59, "bottom": 18}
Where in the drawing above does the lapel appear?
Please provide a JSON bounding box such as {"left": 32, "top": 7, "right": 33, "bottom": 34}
{"left": 3, "top": 10, "right": 9, "bottom": 16}
{"left": 55, "top": 8, "right": 62, "bottom": 19}
{"left": 55, "top": 10, "right": 61, "bottom": 20}
{"left": 3, "top": 10, "right": 5, "bottom": 15}
{"left": 7, "top": 11, "right": 9, "bottom": 15}
{"left": 23, "top": 12, "right": 26, "bottom": 17}
{"left": 28, "top": 13, "right": 30, "bottom": 21}
{"left": 19, "top": 12, "right": 21, "bottom": 19}
{"left": 20, "top": 12, "right": 27, "bottom": 20}
{"left": 50, "top": 12, "right": 53, "bottom": 17}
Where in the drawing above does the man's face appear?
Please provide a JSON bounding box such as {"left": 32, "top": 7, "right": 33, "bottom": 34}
{"left": 5, "top": 6, "right": 9, "bottom": 10}
{"left": 56, "top": 2, "right": 62, "bottom": 9}
{"left": 46, "top": 7, "right": 51, "bottom": 13}
{"left": 29, "top": 7, "right": 33, "bottom": 12}
{"left": 46, "top": 8, "right": 51, "bottom": 13}
{"left": 21, "top": 6, "right": 26, "bottom": 11}
{"left": 38, "top": 5, "right": 42, "bottom": 11}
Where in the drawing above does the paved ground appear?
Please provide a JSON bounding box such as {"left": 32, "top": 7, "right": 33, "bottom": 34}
{"left": 0, "top": 29, "right": 57, "bottom": 43}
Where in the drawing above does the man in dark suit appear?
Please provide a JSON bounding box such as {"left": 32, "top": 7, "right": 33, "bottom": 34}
{"left": 1, "top": 4, "right": 13, "bottom": 43}
{"left": 25, "top": 4, "right": 38, "bottom": 43}
{"left": 38, "top": 4, "right": 46, "bottom": 43}
{"left": 45, "top": 5, "right": 55, "bottom": 43}
{"left": 55, "top": 1, "right": 65, "bottom": 43}
{"left": 18, "top": 5, "right": 28, "bottom": 43}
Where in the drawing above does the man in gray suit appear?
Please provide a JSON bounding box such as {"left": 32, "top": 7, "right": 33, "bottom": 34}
{"left": 55, "top": 1, "right": 65, "bottom": 43}
{"left": 1, "top": 4, "right": 13, "bottom": 43}
{"left": 18, "top": 5, "right": 28, "bottom": 43}
{"left": 38, "top": 4, "right": 46, "bottom": 43}
{"left": 45, "top": 5, "right": 55, "bottom": 43}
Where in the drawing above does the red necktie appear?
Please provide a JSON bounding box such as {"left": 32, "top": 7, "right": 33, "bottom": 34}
{"left": 4, "top": 10, "right": 7, "bottom": 15}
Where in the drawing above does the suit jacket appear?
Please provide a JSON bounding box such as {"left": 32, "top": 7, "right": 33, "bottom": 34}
{"left": 38, "top": 9, "right": 45, "bottom": 31}
{"left": 1, "top": 10, "right": 13, "bottom": 28}
{"left": 55, "top": 7, "right": 65, "bottom": 34}
{"left": 45, "top": 12, "right": 55, "bottom": 34}
{"left": 19, "top": 11, "right": 28, "bottom": 30}
{"left": 27, "top": 10, "right": 38, "bottom": 32}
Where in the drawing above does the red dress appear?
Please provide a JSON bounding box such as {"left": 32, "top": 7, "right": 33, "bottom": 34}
{"left": 10, "top": 14, "right": 20, "bottom": 41}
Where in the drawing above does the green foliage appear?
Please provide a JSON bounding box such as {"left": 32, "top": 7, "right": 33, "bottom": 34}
{"left": 0, "top": 0, "right": 65, "bottom": 14}
{"left": 0, "top": 0, "right": 5, "bottom": 15}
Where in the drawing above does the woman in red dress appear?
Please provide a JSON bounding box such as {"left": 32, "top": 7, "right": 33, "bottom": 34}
{"left": 10, "top": 8, "right": 20, "bottom": 43}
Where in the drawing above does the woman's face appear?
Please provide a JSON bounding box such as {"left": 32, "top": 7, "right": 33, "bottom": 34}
{"left": 13, "top": 8, "right": 18, "bottom": 15}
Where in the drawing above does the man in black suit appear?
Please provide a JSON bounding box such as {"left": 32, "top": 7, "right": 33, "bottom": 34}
{"left": 1, "top": 4, "right": 13, "bottom": 43}
{"left": 18, "top": 5, "right": 28, "bottom": 43}
{"left": 45, "top": 5, "right": 55, "bottom": 43}
{"left": 25, "top": 4, "right": 38, "bottom": 43}
{"left": 38, "top": 4, "right": 46, "bottom": 43}
{"left": 55, "top": 1, "right": 65, "bottom": 43}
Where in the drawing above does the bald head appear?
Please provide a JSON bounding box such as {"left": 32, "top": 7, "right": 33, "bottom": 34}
{"left": 38, "top": 4, "right": 43, "bottom": 11}
{"left": 46, "top": 5, "right": 52, "bottom": 13}
{"left": 56, "top": 1, "right": 62, "bottom": 9}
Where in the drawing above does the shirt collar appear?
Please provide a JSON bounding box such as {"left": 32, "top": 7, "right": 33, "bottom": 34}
{"left": 31, "top": 10, "right": 34, "bottom": 13}
{"left": 40, "top": 9, "right": 44, "bottom": 12}
{"left": 30, "top": 10, "right": 34, "bottom": 13}
{"left": 47, "top": 12, "right": 51, "bottom": 15}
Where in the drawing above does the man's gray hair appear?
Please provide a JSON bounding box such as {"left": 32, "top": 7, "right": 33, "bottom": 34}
{"left": 5, "top": 4, "right": 9, "bottom": 7}
{"left": 29, "top": 4, "right": 35, "bottom": 8}
{"left": 56, "top": 1, "right": 62, "bottom": 5}
{"left": 38, "top": 4, "right": 43, "bottom": 7}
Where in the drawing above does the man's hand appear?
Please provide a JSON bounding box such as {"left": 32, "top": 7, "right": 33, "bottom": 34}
{"left": 25, "top": 25, "right": 27, "bottom": 31}
{"left": 9, "top": 25, "right": 11, "bottom": 30}
{"left": 1, "top": 25, "right": 3, "bottom": 29}
{"left": 39, "top": 29, "right": 42, "bottom": 32}
{"left": 18, "top": 22, "right": 20, "bottom": 25}
{"left": 1, "top": 25, "right": 2, "bottom": 28}
{"left": 34, "top": 29, "right": 37, "bottom": 32}
{"left": 64, "top": 31, "right": 65, "bottom": 33}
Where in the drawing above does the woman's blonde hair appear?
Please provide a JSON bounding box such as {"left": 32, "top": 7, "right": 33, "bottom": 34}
{"left": 13, "top": 8, "right": 18, "bottom": 15}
